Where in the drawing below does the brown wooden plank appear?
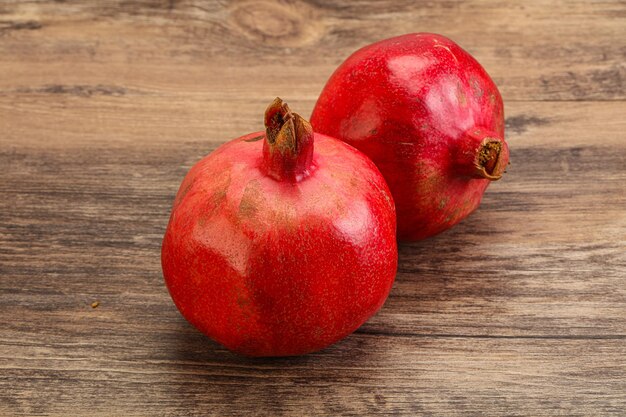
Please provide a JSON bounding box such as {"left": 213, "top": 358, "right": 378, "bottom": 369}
{"left": 1, "top": 336, "right": 625, "bottom": 416}
{"left": 1, "top": 95, "right": 624, "bottom": 147}
{"left": 0, "top": 0, "right": 624, "bottom": 101}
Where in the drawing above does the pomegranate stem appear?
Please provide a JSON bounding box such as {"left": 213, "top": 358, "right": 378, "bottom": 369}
{"left": 263, "top": 97, "right": 315, "bottom": 182}
{"left": 455, "top": 129, "right": 509, "bottom": 181}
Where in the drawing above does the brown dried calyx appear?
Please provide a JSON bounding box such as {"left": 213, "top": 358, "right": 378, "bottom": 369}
{"left": 264, "top": 97, "right": 312, "bottom": 156}
{"left": 262, "top": 97, "right": 315, "bottom": 182}
{"left": 477, "top": 141, "right": 504, "bottom": 180}
{"left": 456, "top": 129, "right": 510, "bottom": 181}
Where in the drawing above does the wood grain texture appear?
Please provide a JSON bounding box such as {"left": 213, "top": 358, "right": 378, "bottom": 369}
{"left": 1, "top": 1, "right": 625, "bottom": 416}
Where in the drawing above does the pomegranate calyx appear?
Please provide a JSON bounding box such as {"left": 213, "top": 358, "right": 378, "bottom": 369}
{"left": 263, "top": 97, "right": 315, "bottom": 182}
{"left": 475, "top": 138, "right": 509, "bottom": 181}
{"left": 455, "top": 129, "right": 509, "bottom": 181}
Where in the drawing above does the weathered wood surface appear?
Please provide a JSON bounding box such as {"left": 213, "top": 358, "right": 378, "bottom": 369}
{"left": 1, "top": 1, "right": 625, "bottom": 416}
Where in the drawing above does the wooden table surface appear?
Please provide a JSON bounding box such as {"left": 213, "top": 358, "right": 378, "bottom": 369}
{"left": 1, "top": 1, "right": 625, "bottom": 416}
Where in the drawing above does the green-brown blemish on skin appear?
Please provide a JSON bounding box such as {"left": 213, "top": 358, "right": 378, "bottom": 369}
{"left": 244, "top": 135, "right": 264, "bottom": 142}
{"left": 470, "top": 77, "right": 483, "bottom": 98}
{"left": 350, "top": 174, "right": 360, "bottom": 189}
{"left": 272, "top": 202, "right": 300, "bottom": 232}
{"left": 238, "top": 195, "right": 258, "bottom": 218}
{"left": 203, "top": 187, "right": 228, "bottom": 221}
{"left": 444, "top": 205, "right": 465, "bottom": 224}
{"left": 456, "top": 82, "right": 467, "bottom": 106}
{"left": 438, "top": 196, "right": 450, "bottom": 210}
{"left": 237, "top": 293, "right": 251, "bottom": 308}
{"left": 211, "top": 189, "right": 228, "bottom": 207}
{"left": 197, "top": 190, "right": 227, "bottom": 227}
{"left": 331, "top": 191, "right": 348, "bottom": 216}
{"left": 197, "top": 171, "right": 231, "bottom": 225}
{"left": 233, "top": 283, "right": 253, "bottom": 322}
{"left": 197, "top": 216, "right": 207, "bottom": 227}
{"left": 416, "top": 166, "right": 443, "bottom": 194}
{"left": 238, "top": 180, "right": 263, "bottom": 219}
{"left": 175, "top": 181, "right": 194, "bottom": 206}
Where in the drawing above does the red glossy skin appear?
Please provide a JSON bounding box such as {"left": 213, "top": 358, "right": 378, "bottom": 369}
{"left": 311, "top": 33, "right": 509, "bottom": 241}
{"left": 161, "top": 101, "right": 397, "bottom": 357}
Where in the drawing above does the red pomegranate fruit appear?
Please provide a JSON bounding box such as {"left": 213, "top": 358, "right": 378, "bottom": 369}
{"left": 311, "top": 33, "right": 509, "bottom": 241}
{"left": 161, "top": 98, "right": 397, "bottom": 357}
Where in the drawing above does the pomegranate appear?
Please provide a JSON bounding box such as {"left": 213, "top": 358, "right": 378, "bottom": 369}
{"left": 161, "top": 98, "right": 397, "bottom": 357}
{"left": 311, "top": 33, "right": 509, "bottom": 241}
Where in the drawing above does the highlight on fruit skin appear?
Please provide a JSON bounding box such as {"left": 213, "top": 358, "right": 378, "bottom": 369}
{"left": 311, "top": 33, "right": 510, "bottom": 241}
{"left": 161, "top": 98, "right": 398, "bottom": 357}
